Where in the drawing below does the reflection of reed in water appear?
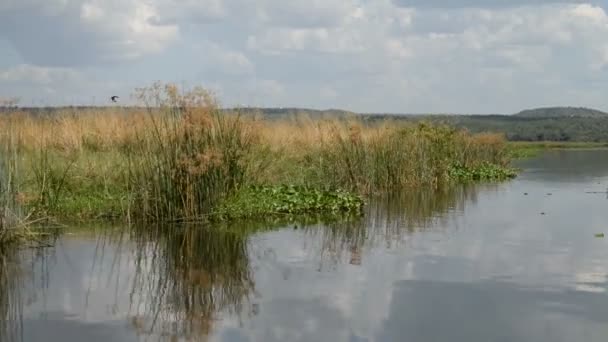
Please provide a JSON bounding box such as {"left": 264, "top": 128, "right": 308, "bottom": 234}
{"left": 0, "top": 248, "right": 21, "bottom": 342}
{"left": 368, "top": 184, "right": 483, "bottom": 231}
{"left": 0, "top": 244, "right": 53, "bottom": 342}
{"left": 308, "top": 185, "right": 488, "bottom": 267}
{"left": 126, "top": 225, "right": 255, "bottom": 341}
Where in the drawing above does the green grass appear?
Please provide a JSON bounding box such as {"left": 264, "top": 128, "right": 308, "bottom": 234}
{"left": 17, "top": 150, "right": 130, "bottom": 221}
{"left": 507, "top": 141, "right": 608, "bottom": 159}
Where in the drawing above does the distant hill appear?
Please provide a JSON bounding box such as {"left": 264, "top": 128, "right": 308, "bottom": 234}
{"left": 514, "top": 107, "right": 608, "bottom": 118}
{"left": 239, "top": 107, "right": 356, "bottom": 118}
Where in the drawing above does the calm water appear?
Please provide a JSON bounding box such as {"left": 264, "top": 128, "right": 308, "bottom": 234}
{"left": 3, "top": 149, "right": 608, "bottom": 341}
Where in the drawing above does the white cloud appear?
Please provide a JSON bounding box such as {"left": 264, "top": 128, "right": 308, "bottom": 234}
{"left": 0, "top": 0, "right": 178, "bottom": 66}
{"left": 572, "top": 3, "right": 607, "bottom": 20}
{"left": 255, "top": 79, "right": 285, "bottom": 97}
{"left": 195, "top": 41, "right": 255, "bottom": 76}
{"left": 320, "top": 86, "right": 338, "bottom": 99}
{"left": 247, "top": 28, "right": 366, "bottom": 54}
{"left": 0, "top": 64, "right": 82, "bottom": 85}
{"left": 245, "top": 1, "right": 410, "bottom": 56}
{"left": 155, "top": 0, "right": 226, "bottom": 22}
{"left": 0, "top": 0, "right": 69, "bottom": 13}
{"left": 385, "top": 39, "right": 413, "bottom": 59}
{"left": 253, "top": 0, "right": 361, "bottom": 28}
{"left": 2, "top": 0, "right": 608, "bottom": 112}
{"left": 393, "top": 0, "right": 585, "bottom": 9}
{"left": 0, "top": 64, "right": 126, "bottom": 105}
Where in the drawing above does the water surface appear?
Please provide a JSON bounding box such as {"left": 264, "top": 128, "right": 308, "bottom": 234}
{"left": 3, "top": 149, "right": 608, "bottom": 341}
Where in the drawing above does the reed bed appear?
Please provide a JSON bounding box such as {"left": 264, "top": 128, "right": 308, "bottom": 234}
{"left": 0, "top": 120, "right": 29, "bottom": 244}
{"left": 0, "top": 82, "right": 515, "bottom": 224}
{"left": 258, "top": 118, "right": 512, "bottom": 192}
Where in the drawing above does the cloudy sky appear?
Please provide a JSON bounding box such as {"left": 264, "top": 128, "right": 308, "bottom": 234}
{"left": 1, "top": 0, "right": 607, "bottom": 113}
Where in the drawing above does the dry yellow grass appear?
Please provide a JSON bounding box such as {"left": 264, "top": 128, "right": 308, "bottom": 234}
{"left": 1, "top": 108, "right": 506, "bottom": 163}
{"left": 0, "top": 108, "right": 149, "bottom": 152}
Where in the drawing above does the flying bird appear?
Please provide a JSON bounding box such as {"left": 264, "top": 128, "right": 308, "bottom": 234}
{"left": 111, "top": 96, "right": 119, "bottom": 103}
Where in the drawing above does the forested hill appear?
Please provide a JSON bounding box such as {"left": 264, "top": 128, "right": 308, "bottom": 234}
{"left": 514, "top": 107, "right": 608, "bottom": 118}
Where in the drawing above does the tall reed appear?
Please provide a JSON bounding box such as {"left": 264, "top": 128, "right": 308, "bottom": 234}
{"left": 259, "top": 118, "right": 511, "bottom": 193}
{"left": 127, "top": 82, "right": 261, "bottom": 221}
{"left": 0, "top": 121, "right": 24, "bottom": 243}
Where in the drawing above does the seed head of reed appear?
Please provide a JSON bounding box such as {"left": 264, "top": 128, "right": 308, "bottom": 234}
{"left": 349, "top": 124, "right": 363, "bottom": 145}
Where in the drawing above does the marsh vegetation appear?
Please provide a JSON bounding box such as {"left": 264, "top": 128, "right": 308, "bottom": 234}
{"left": 0, "top": 82, "right": 515, "bottom": 240}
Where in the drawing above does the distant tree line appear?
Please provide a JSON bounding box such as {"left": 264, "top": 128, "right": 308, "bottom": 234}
{"left": 362, "top": 115, "right": 608, "bottom": 142}
{"left": 4, "top": 106, "right": 608, "bottom": 142}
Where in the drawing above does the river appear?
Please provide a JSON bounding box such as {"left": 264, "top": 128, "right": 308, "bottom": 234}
{"left": 3, "top": 149, "right": 608, "bottom": 341}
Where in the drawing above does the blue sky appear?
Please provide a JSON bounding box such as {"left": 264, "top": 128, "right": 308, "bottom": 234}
{"left": 1, "top": 0, "right": 607, "bottom": 113}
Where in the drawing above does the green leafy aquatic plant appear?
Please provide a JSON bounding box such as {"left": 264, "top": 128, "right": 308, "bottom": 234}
{"left": 448, "top": 161, "right": 518, "bottom": 182}
{"left": 211, "top": 185, "right": 365, "bottom": 221}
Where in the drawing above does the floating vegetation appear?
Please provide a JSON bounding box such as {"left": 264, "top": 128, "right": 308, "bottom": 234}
{"left": 211, "top": 185, "right": 364, "bottom": 221}
{"left": 448, "top": 161, "right": 518, "bottom": 182}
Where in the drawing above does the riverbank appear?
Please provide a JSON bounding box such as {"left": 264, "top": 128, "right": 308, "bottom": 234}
{"left": 507, "top": 141, "right": 608, "bottom": 159}
{"left": 0, "top": 83, "right": 516, "bottom": 235}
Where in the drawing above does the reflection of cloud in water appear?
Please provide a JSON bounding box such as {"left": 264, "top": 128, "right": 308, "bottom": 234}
{"left": 575, "top": 271, "right": 607, "bottom": 294}
{"left": 516, "top": 150, "right": 608, "bottom": 184}
{"left": 23, "top": 313, "right": 138, "bottom": 342}
{"left": 377, "top": 279, "right": 608, "bottom": 342}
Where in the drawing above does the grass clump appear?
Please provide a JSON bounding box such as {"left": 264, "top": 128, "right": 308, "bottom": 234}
{"left": 211, "top": 185, "right": 364, "bottom": 221}
{"left": 126, "top": 83, "right": 260, "bottom": 221}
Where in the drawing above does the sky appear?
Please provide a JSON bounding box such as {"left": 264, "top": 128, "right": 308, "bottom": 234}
{"left": 1, "top": 0, "right": 608, "bottom": 113}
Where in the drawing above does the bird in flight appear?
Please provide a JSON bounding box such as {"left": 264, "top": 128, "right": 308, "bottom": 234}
{"left": 111, "top": 96, "right": 119, "bottom": 103}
